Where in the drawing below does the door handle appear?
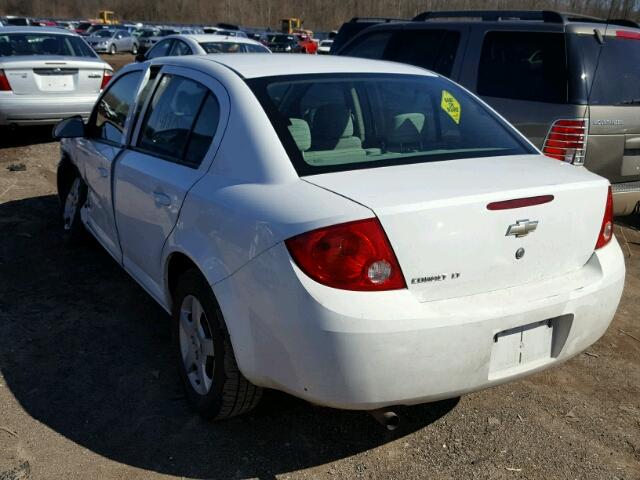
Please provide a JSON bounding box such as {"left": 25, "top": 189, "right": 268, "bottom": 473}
{"left": 152, "top": 191, "right": 172, "bottom": 207}
{"left": 97, "top": 167, "right": 109, "bottom": 178}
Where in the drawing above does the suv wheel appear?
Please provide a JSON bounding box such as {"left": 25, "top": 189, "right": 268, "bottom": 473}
{"left": 172, "top": 269, "right": 262, "bottom": 419}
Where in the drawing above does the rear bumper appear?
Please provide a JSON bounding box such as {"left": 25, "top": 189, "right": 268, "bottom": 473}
{"left": 215, "top": 239, "right": 625, "bottom": 410}
{"left": 612, "top": 181, "right": 640, "bottom": 215}
{"left": 0, "top": 93, "right": 97, "bottom": 126}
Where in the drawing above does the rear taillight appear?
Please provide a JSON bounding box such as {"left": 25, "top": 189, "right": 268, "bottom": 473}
{"left": 100, "top": 69, "right": 113, "bottom": 90}
{"left": 0, "top": 70, "right": 12, "bottom": 91}
{"left": 542, "top": 119, "right": 588, "bottom": 165}
{"left": 595, "top": 186, "right": 614, "bottom": 250}
{"left": 285, "top": 218, "right": 406, "bottom": 291}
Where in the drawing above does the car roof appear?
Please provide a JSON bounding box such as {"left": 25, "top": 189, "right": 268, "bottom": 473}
{"left": 195, "top": 53, "right": 435, "bottom": 79}
{"left": 0, "top": 26, "right": 78, "bottom": 36}
{"left": 171, "top": 34, "right": 262, "bottom": 45}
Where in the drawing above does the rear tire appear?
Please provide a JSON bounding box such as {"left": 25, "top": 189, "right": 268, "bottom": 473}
{"left": 58, "top": 168, "right": 87, "bottom": 245}
{"left": 131, "top": 44, "right": 138, "bottom": 55}
{"left": 172, "top": 269, "right": 262, "bottom": 420}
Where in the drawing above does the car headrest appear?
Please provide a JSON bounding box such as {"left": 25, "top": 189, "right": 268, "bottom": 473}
{"left": 386, "top": 113, "right": 425, "bottom": 145}
{"left": 42, "top": 38, "right": 61, "bottom": 55}
{"left": 0, "top": 42, "right": 12, "bottom": 56}
{"left": 288, "top": 118, "right": 311, "bottom": 152}
{"left": 311, "top": 104, "right": 354, "bottom": 140}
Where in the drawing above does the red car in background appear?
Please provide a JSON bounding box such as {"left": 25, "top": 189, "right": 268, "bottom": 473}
{"left": 296, "top": 34, "right": 318, "bottom": 54}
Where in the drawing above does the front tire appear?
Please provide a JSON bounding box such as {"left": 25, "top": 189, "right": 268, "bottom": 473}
{"left": 58, "top": 172, "right": 87, "bottom": 244}
{"left": 109, "top": 44, "right": 116, "bottom": 55}
{"left": 172, "top": 269, "right": 262, "bottom": 420}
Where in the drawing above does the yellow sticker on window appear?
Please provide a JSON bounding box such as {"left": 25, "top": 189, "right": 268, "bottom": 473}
{"left": 441, "top": 90, "right": 461, "bottom": 124}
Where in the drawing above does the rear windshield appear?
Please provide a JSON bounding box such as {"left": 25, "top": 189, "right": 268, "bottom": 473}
{"left": 199, "top": 41, "right": 268, "bottom": 53}
{"left": 249, "top": 73, "right": 535, "bottom": 176}
{"left": 571, "top": 33, "right": 640, "bottom": 106}
{"left": 0, "top": 33, "right": 96, "bottom": 57}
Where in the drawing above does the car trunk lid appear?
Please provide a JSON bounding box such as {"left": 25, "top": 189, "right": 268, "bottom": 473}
{"left": 305, "top": 154, "right": 608, "bottom": 302}
{"left": 0, "top": 57, "right": 107, "bottom": 95}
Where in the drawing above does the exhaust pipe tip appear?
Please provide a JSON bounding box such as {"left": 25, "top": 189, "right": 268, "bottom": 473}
{"left": 369, "top": 408, "right": 400, "bottom": 431}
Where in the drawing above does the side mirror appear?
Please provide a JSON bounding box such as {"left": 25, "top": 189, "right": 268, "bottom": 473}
{"left": 53, "top": 115, "right": 85, "bottom": 139}
{"left": 135, "top": 52, "right": 146, "bottom": 63}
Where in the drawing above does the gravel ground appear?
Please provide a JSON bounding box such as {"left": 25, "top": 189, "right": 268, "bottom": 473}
{"left": 0, "top": 54, "right": 639, "bottom": 480}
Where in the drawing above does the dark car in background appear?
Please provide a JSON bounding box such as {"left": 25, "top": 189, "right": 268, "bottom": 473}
{"left": 336, "top": 10, "right": 640, "bottom": 215}
{"left": 266, "top": 33, "right": 302, "bottom": 52}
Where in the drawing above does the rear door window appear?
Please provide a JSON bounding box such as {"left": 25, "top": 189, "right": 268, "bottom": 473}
{"left": 136, "top": 74, "right": 218, "bottom": 168}
{"left": 147, "top": 39, "right": 173, "bottom": 59}
{"left": 341, "top": 29, "right": 461, "bottom": 77}
{"left": 384, "top": 30, "right": 461, "bottom": 77}
{"left": 342, "top": 31, "right": 393, "bottom": 59}
{"left": 477, "top": 31, "right": 568, "bottom": 103}
{"left": 169, "top": 40, "right": 192, "bottom": 56}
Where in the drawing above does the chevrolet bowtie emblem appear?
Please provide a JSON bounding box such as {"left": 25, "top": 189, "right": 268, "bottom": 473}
{"left": 506, "top": 219, "right": 538, "bottom": 238}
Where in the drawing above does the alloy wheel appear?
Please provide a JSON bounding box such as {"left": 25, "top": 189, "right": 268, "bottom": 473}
{"left": 179, "top": 295, "right": 216, "bottom": 395}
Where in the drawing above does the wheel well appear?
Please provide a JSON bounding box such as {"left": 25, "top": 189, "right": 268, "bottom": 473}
{"left": 167, "top": 252, "right": 202, "bottom": 301}
{"left": 57, "top": 156, "right": 77, "bottom": 202}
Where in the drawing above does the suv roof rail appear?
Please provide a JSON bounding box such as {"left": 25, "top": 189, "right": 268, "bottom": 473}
{"left": 604, "top": 18, "right": 640, "bottom": 28}
{"left": 347, "top": 17, "right": 408, "bottom": 23}
{"left": 412, "top": 10, "right": 640, "bottom": 29}
{"left": 412, "top": 10, "right": 565, "bottom": 23}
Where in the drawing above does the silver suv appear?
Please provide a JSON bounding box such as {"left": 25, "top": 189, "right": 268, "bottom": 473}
{"left": 337, "top": 10, "right": 640, "bottom": 215}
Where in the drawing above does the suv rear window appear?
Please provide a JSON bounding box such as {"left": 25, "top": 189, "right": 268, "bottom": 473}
{"left": 572, "top": 33, "right": 640, "bottom": 106}
{"left": 342, "top": 29, "right": 461, "bottom": 77}
{"left": 477, "top": 31, "right": 568, "bottom": 103}
{"left": 249, "top": 73, "right": 535, "bottom": 176}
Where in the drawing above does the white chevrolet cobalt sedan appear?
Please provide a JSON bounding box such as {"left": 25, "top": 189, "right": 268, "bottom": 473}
{"left": 54, "top": 55, "right": 625, "bottom": 421}
{"left": 0, "top": 27, "right": 113, "bottom": 126}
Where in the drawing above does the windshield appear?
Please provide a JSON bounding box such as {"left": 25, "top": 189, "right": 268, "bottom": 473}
{"left": 93, "top": 30, "right": 114, "bottom": 38}
{"left": 249, "top": 73, "right": 534, "bottom": 175}
{"left": 140, "top": 30, "right": 157, "bottom": 38}
{"left": 0, "top": 33, "right": 97, "bottom": 57}
{"left": 160, "top": 30, "right": 178, "bottom": 36}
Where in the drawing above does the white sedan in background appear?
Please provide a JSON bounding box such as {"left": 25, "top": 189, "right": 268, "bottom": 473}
{"left": 54, "top": 55, "right": 624, "bottom": 423}
{"left": 0, "top": 27, "right": 112, "bottom": 126}
{"left": 140, "top": 34, "right": 270, "bottom": 61}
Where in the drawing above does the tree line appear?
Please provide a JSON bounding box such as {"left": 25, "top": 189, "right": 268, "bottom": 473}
{"left": 1, "top": 0, "right": 638, "bottom": 31}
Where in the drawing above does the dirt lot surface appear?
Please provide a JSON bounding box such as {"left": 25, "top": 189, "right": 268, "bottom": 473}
{"left": 0, "top": 54, "right": 639, "bottom": 480}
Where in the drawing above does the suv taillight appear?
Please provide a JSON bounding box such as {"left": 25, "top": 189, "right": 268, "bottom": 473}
{"left": 100, "top": 69, "right": 113, "bottom": 90}
{"left": 542, "top": 119, "right": 588, "bottom": 165}
{"left": 595, "top": 186, "right": 614, "bottom": 250}
{"left": 285, "top": 218, "right": 406, "bottom": 291}
{"left": 0, "top": 70, "right": 12, "bottom": 91}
